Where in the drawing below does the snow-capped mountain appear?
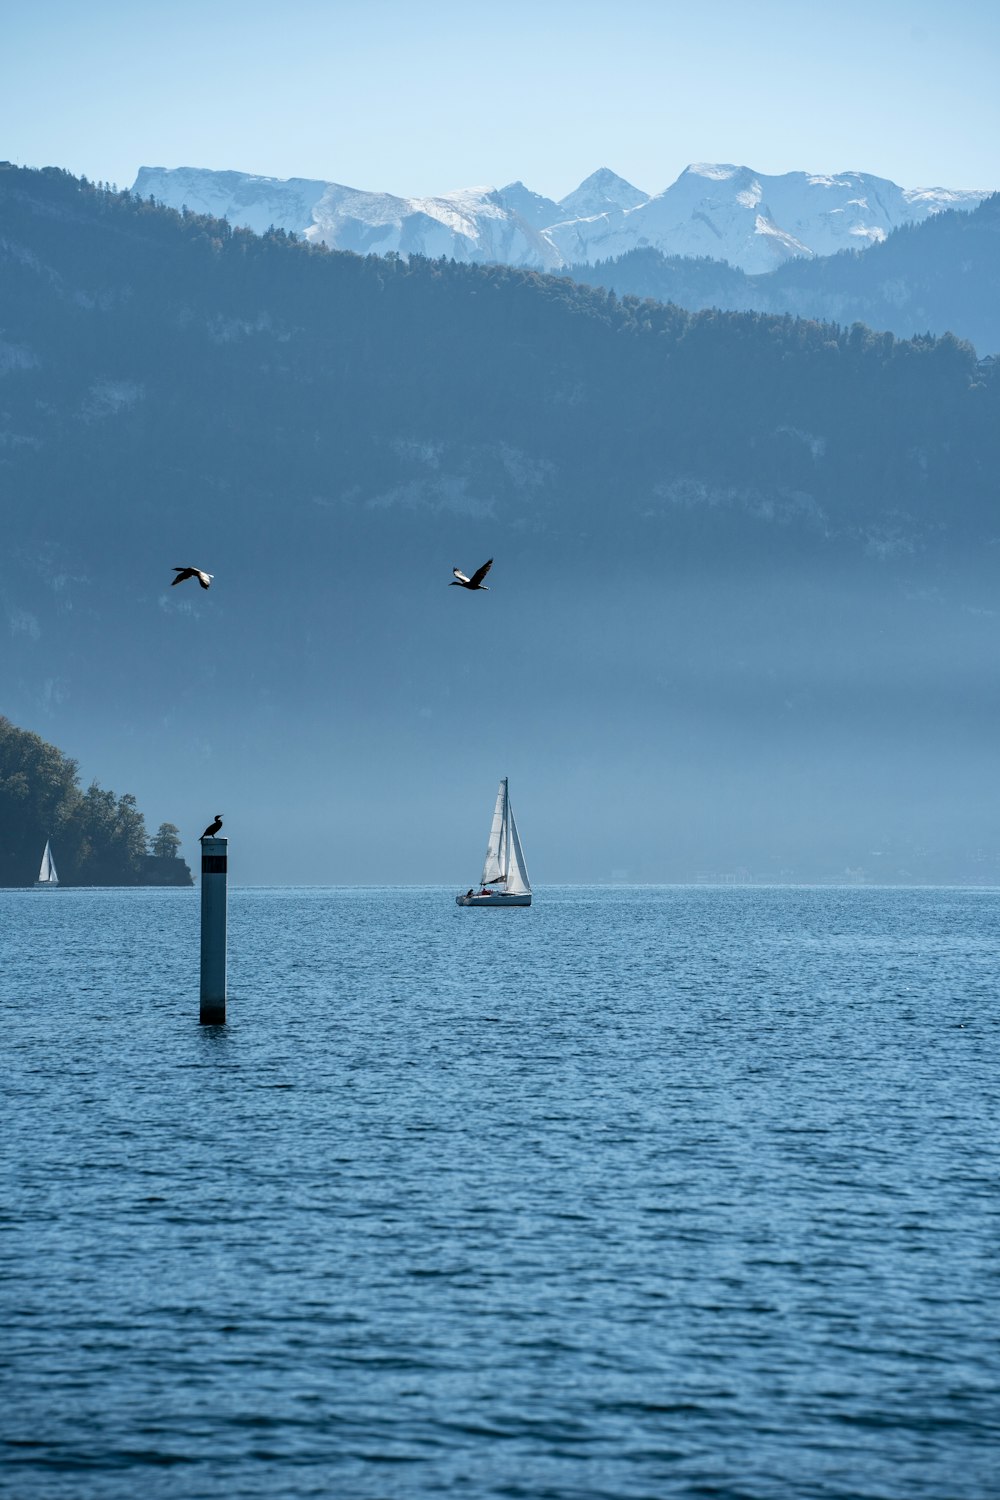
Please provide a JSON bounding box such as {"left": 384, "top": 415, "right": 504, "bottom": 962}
{"left": 308, "top": 182, "right": 563, "bottom": 269}
{"left": 133, "top": 167, "right": 562, "bottom": 270}
{"left": 133, "top": 163, "right": 991, "bottom": 275}
{"left": 555, "top": 167, "right": 649, "bottom": 221}
{"left": 496, "top": 181, "right": 562, "bottom": 231}
{"left": 132, "top": 168, "right": 330, "bottom": 238}
{"left": 548, "top": 164, "right": 989, "bottom": 274}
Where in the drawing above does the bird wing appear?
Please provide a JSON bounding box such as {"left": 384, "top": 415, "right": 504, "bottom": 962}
{"left": 452, "top": 568, "right": 471, "bottom": 584}
{"left": 469, "top": 559, "right": 493, "bottom": 587}
{"left": 196, "top": 571, "right": 212, "bottom": 589}
{"left": 171, "top": 569, "right": 193, "bottom": 585}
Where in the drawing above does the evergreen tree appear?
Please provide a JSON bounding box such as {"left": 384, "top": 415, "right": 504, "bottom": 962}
{"left": 151, "top": 822, "right": 182, "bottom": 859}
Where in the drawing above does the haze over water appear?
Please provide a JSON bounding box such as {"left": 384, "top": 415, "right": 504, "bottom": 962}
{"left": 3, "top": 884, "right": 998, "bottom": 1497}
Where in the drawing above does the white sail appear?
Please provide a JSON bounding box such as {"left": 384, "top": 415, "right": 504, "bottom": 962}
{"left": 37, "top": 839, "right": 59, "bottom": 885}
{"left": 480, "top": 780, "right": 507, "bottom": 887}
{"left": 505, "top": 800, "right": 531, "bottom": 895}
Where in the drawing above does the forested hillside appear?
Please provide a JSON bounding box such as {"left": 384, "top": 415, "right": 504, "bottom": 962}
{"left": 0, "top": 716, "right": 189, "bottom": 886}
{"left": 568, "top": 194, "right": 1000, "bottom": 355}
{"left": 1, "top": 165, "right": 996, "bottom": 543}
{"left": 2, "top": 165, "right": 1000, "bottom": 883}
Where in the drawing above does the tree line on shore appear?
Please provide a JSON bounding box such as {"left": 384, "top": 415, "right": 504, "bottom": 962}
{"left": 0, "top": 717, "right": 188, "bottom": 886}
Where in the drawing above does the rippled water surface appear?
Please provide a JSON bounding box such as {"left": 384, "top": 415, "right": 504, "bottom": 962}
{"left": 3, "top": 885, "right": 999, "bottom": 1498}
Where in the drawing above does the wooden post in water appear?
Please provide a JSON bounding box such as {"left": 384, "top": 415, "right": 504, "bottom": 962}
{"left": 199, "top": 836, "right": 228, "bottom": 1023}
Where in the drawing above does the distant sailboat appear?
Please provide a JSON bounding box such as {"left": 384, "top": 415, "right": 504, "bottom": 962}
{"left": 456, "top": 778, "right": 532, "bottom": 907}
{"left": 36, "top": 839, "right": 59, "bottom": 888}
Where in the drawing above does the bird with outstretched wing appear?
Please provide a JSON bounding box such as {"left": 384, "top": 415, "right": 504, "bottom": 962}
{"left": 172, "top": 566, "right": 213, "bottom": 590}
{"left": 450, "top": 559, "right": 493, "bottom": 591}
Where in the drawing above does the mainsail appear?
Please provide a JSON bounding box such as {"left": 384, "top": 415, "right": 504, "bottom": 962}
{"left": 480, "top": 781, "right": 506, "bottom": 886}
{"left": 37, "top": 839, "right": 59, "bottom": 886}
{"left": 479, "top": 779, "right": 530, "bottom": 895}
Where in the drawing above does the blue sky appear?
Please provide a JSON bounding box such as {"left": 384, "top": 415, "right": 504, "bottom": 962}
{"left": 3, "top": 0, "right": 998, "bottom": 197}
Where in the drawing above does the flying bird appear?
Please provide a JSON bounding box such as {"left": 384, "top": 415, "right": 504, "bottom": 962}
{"left": 172, "top": 566, "right": 213, "bottom": 590}
{"left": 450, "top": 559, "right": 493, "bottom": 591}
{"left": 201, "top": 814, "right": 223, "bottom": 839}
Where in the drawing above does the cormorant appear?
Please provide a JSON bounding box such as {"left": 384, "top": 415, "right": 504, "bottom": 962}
{"left": 201, "top": 814, "right": 223, "bottom": 838}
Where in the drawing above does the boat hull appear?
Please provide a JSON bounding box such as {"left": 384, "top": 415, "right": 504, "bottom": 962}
{"left": 456, "top": 892, "right": 531, "bottom": 907}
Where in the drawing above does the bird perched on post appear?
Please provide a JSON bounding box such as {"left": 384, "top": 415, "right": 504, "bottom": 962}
{"left": 201, "top": 814, "right": 223, "bottom": 839}
{"left": 172, "top": 566, "right": 213, "bottom": 590}
{"left": 450, "top": 559, "right": 493, "bottom": 591}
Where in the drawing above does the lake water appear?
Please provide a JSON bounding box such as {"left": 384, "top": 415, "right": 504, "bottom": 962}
{"left": 2, "top": 885, "right": 999, "bottom": 1499}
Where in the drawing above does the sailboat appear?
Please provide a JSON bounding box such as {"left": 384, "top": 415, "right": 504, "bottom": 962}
{"left": 456, "top": 778, "right": 532, "bottom": 907}
{"left": 35, "top": 838, "right": 59, "bottom": 888}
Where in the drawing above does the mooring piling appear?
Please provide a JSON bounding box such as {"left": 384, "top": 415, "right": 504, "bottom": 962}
{"left": 199, "top": 835, "right": 228, "bottom": 1023}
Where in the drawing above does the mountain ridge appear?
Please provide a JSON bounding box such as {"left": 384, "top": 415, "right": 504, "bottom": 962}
{"left": 133, "top": 160, "right": 991, "bottom": 276}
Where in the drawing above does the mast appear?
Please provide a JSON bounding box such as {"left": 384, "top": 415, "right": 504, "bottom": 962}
{"left": 500, "top": 777, "right": 509, "bottom": 884}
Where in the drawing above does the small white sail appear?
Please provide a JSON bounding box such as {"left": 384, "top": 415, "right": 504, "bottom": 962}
{"left": 36, "top": 839, "right": 59, "bottom": 886}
